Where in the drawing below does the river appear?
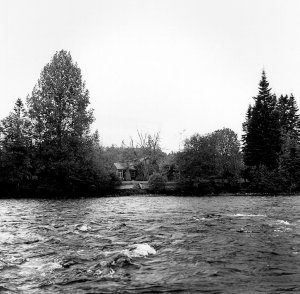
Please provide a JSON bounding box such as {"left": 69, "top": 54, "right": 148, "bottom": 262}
{"left": 0, "top": 196, "right": 299, "bottom": 293}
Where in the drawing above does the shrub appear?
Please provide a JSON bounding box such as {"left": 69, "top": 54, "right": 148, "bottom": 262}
{"left": 148, "top": 173, "right": 166, "bottom": 193}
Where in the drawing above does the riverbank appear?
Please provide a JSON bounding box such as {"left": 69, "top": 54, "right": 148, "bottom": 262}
{"left": 113, "top": 180, "right": 241, "bottom": 196}
{"left": 1, "top": 180, "right": 299, "bottom": 198}
{"left": 112, "top": 180, "right": 300, "bottom": 197}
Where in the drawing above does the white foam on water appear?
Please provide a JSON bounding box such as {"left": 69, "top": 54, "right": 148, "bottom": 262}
{"left": 78, "top": 224, "right": 90, "bottom": 231}
{"left": 276, "top": 220, "right": 291, "bottom": 225}
{"left": 192, "top": 216, "right": 207, "bottom": 221}
{"left": 41, "top": 262, "right": 62, "bottom": 271}
{"left": 126, "top": 243, "right": 157, "bottom": 257}
{"left": 19, "top": 259, "right": 62, "bottom": 277}
{"left": 133, "top": 243, "right": 157, "bottom": 256}
{"left": 38, "top": 262, "right": 63, "bottom": 278}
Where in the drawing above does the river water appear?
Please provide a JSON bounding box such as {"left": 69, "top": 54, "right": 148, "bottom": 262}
{"left": 0, "top": 196, "right": 299, "bottom": 293}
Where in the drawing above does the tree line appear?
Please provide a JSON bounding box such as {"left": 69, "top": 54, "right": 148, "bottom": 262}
{"left": 1, "top": 50, "right": 299, "bottom": 196}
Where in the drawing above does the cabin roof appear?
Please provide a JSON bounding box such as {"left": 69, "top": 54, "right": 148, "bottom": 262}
{"left": 114, "top": 162, "right": 136, "bottom": 170}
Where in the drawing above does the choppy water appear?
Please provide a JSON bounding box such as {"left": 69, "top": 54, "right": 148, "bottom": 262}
{"left": 0, "top": 196, "right": 299, "bottom": 293}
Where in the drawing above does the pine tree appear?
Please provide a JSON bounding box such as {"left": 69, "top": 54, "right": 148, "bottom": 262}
{"left": 242, "top": 105, "right": 252, "bottom": 166}
{"left": 0, "top": 98, "right": 32, "bottom": 184}
{"left": 242, "top": 71, "right": 281, "bottom": 170}
{"left": 277, "top": 94, "right": 299, "bottom": 137}
{"left": 277, "top": 94, "right": 300, "bottom": 191}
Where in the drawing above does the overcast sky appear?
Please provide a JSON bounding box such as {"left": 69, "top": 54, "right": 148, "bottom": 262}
{"left": 1, "top": 0, "right": 300, "bottom": 152}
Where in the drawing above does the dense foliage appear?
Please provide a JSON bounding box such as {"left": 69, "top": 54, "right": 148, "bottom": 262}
{"left": 0, "top": 51, "right": 118, "bottom": 197}
{"left": 176, "top": 128, "right": 243, "bottom": 193}
{"left": 242, "top": 71, "right": 300, "bottom": 192}
{"left": 148, "top": 173, "right": 166, "bottom": 192}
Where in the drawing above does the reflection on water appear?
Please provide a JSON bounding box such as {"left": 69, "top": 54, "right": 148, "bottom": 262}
{"left": 0, "top": 196, "right": 299, "bottom": 293}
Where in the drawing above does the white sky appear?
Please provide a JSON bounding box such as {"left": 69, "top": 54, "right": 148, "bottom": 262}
{"left": 1, "top": 0, "right": 300, "bottom": 152}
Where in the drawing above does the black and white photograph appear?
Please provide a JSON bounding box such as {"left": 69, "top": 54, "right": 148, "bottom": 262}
{"left": 0, "top": 0, "right": 300, "bottom": 293}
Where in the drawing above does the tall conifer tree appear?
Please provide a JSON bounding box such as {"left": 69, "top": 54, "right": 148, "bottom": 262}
{"left": 242, "top": 71, "right": 281, "bottom": 170}
{"left": 277, "top": 94, "right": 299, "bottom": 138}
{"left": 277, "top": 94, "right": 300, "bottom": 190}
{"left": 0, "top": 99, "right": 32, "bottom": 184}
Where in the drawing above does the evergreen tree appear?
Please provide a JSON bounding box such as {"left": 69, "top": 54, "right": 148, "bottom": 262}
{"left": 278, "top": 134, "right": 300, "bottom": 192}
{"left": 0, "top": 98, "right": 32, "bottom": 185}
{"left": 277, "top": 94, "right": 300, "bottom": 191}
{"left": 277, "top": 94, "right": 299, "bottom": 138}
{"left": 242, "top": 71, "right": 281, "bottom": 170}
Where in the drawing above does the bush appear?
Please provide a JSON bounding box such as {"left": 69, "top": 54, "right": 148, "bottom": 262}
{"left": 148, "top": 173, "right": 166, "bottom": 193}
{"left": 247, "top": 165, "right": 285, "bottom": 193}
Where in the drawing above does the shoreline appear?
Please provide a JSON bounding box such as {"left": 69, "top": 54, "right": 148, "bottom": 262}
{"left": 1, "top": 188, "right": 299, "bottom": 199}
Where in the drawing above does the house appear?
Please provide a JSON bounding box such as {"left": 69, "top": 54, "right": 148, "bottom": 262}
{"left": 114, "top": 157, "right": 152, "bottom": 181}
{"left": 114, "top": 162, "right": 136, "bottom": 181}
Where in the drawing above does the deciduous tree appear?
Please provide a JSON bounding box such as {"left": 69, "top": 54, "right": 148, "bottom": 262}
{"left": 25, "top": 50, "right": 112, "bottom": 194}
{"left": 177, "top": 128, "right": 242, "bottom": 184}
{"left": 27, "top": 50, "right": 94, "bottom": 146}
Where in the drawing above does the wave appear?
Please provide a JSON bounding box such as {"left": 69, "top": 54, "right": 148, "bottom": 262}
{"left": 76, "top": 224, "right": 91, "bottom": 232}
{"left": 125, "top": 243, "right": 157, "bottom": 257}
{"left": 85, "top": 243, "right": 156, "bottom": 278}
{"left": 276, "top": 220, "right": 291, "bottom": 226}
{"left": 228, "top": 214, "right": 266, "bottom": 217}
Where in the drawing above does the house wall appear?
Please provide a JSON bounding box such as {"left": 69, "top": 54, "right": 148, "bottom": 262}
{"left": 115, "top": 167, "right": 137, "bottom": 181}
{"left": 116, "top": 169, "right": 124, "bottom": 180}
